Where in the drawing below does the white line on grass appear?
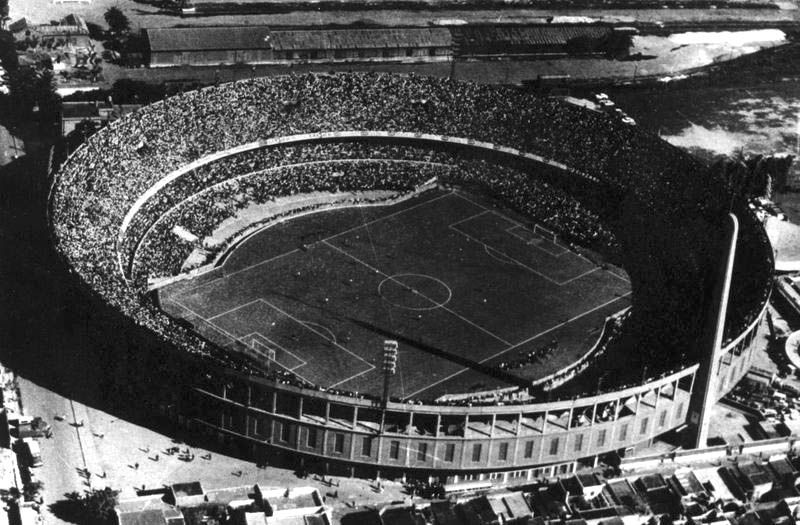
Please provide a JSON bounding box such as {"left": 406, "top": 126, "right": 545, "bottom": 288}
{"left": 250, "top": 333, "right": 308, "bottom": 371}
{"left": 207, "top": 299, "right": 263, "bottom": 322}
{"left": 322, "top": 240, "right": 512, "bottom": 346}
{"left": 450, "top": 225, "right": 562, "bottom": 285}
{"left": 328, "top": 367, "right": 375, "bottom": 389}
{"left": 322, "top": 190, "right": 456, "bottom": 243}
{"left": 300, "top": 320, "right": 337, "bottom": 344}
{"left": 447, "top": 209, "right": 490, "bottom": 229}
{"left": 403, "top": 292, "right": 632, "bottom": 399}
{"left": 177, "top": 298, "right": 317, "bottom": 384}
{"left": 257, "top": 298, "right": 376, "bottom": 371}
{"left": 454, "top": 192, "right": 633, "bottom": 284}
{"left": 175, "top": 191, "right": 457, "bottom": 299}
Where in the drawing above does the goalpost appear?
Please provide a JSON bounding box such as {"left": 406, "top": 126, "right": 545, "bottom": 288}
{"left": 250, "top": 338, "right": 277, "bottom": 367}
{"left": 534, "top": 224, "right": 558, "bottom": 244}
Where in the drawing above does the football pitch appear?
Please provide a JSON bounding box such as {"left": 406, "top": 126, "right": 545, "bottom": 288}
{"left": 160, "top": 190, "right": 631, "bottom": 399}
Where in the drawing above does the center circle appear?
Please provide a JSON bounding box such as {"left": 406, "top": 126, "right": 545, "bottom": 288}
{"left": 378, "top": 273, "right": 452, "bottom": 311}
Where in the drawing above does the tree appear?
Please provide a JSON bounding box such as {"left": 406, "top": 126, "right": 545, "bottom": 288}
{"left": 104, "top": 7, "right": 130, "bottom": 34}
{"left": 0, "top": 28, "right": 17, "bottom": 72}
{"left": 67, "top": 488, "right": 120, "bottom": 525}
{"left": 22, "top": 480, "right": 43, "bottom": 502}
{"left": 5, "top": 65, "right": 61, "bottom": 128}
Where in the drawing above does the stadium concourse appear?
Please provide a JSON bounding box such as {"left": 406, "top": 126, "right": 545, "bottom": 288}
{"left": 49, "top": 72, "right": 773, "bottom": 480}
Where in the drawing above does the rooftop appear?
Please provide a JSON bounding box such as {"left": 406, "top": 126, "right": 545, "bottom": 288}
{"left": 144, "top": 26, "right": 272, "bottom": 52}
{"left": 269, "top": 28, "right": 452, "bottom": 51}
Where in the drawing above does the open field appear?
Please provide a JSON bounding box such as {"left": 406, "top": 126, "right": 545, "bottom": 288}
{"left": 161, "top": 190, "right": 630, "bottom": 400}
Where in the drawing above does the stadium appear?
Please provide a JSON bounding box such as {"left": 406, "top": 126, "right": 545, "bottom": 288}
{"left": 49, "top": 72, "right": 773, "bottom": 486}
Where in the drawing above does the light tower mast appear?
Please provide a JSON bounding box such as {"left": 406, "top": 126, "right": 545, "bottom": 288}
{"left": 687, "top": 213, "right": 739, "bottom": 448}
{"left": 382, "top": 340, "right": 398, "bottom": 409}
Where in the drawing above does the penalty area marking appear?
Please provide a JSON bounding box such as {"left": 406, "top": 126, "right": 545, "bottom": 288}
{"left": 300, "top": 320, "right": 337, "bottom": 344}
{"left": 246, "top": 332, "right": 308, "bottom": 372}
{"left": 484, "top": 245, "right": 517, "bottom": 265}
{"left": 403, "top": 292, "right": 632, "bottom": 399}
{"left": 256, "top": 298, "right": 376, "bottom": 372}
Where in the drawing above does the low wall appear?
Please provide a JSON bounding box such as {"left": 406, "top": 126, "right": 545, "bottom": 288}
{"left": 620, "top": 437, "right": 800, "bottom": 473}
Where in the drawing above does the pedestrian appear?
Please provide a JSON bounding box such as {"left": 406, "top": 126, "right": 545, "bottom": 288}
{"left": 135, "top": 462, "right": 139, "bottom": 470}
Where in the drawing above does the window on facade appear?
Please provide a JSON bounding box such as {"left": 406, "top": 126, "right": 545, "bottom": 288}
{"left": 640, "top": 417, "right": 649, "bottom": 435}
{"left": 417, "top": 443, "right": 428, "bottom": 462}
{"left": 619, "top": 424, "right": 628, "bottom": 441}
{"left": 574, "top": 434, "right": 583, "bottom": 452}
{"left": 389, "top": 440, "right": 400, "bottom": 460}
{"left": 280, "top": 422, "right": 291, "bottom": 442}
{"left": 444, "top": 444, "right": 455, "bottom": 462}
{"left": 306, "top": 427, "right": 317, "bottom": 448}
{"left": 333, "top": 433, "right": 345, "bottom": 454}
{"left": 658, "top": 410, "right": 668, "bottom": 428}
{"left": 524, "top": 441, "right": 534, "bottom": 458}
{"left": 498, "top": 442, "right": 509, "bottom": 461}
{"left": 597, "top": 429, "right": 607, "bottom": 447}
{"left": 472, "top": 444, "right": 482, "bottom": 462}
{"left": 549, "top": 438, "right": 559, "bottom": 456}
{"left": 362, "top": 437, "right": 372, "bottom": 457}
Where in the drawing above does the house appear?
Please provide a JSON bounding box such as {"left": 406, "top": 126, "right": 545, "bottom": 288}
{"left": 61, "top": 101, "right": 142, "bottom": 136}
{"left": 118, "top": 484, "right": 329, "bottom": 525}
{"left": 735, "top": 462, "right": 774, "bottom": 502}
{"left": 114, "top": 495, "right": 184, "bottom": 525}
{"left": 12, "top": 14, "right": 92, "bottom": 52}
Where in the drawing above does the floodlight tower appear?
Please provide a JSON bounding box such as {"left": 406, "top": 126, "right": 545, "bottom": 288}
{"left": 382, "top": 340, "right": 398, "bottom": 409}
{"left": 687, "top": 213, "right": 739, "bottom": 449}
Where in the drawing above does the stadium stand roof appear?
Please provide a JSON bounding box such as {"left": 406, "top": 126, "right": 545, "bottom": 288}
{"left": 143, "top": 27, "right": 272, "bottom": 52}
{"left": 269, "top": 28, "right": 452, "bottom": 51}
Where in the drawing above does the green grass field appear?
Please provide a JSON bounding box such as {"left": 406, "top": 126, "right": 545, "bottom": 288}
{"left": 160, "top": 189, "right": 630, "bottom": 400}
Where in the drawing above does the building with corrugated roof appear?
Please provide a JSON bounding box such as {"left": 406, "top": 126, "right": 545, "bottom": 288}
{"left": 269, "top": 28, "right": 451, "bottom": 62}
{"left": 142, "top": 26, "right": 452, "bottom": 67}
{"left": 144, "top": 26, "right": 273, "bottom": 67}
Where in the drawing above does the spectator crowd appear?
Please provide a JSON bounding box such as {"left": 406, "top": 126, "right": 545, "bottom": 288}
{"left": 49, "top": 72, "right": 773, "bottom": 403}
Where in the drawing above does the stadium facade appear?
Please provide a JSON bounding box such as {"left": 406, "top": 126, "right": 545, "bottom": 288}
{"left": 49, "top": 73, "right": 773, "bottom": 487}
{"left": 178, "top": 313, "right": 763, "bottom": 484}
